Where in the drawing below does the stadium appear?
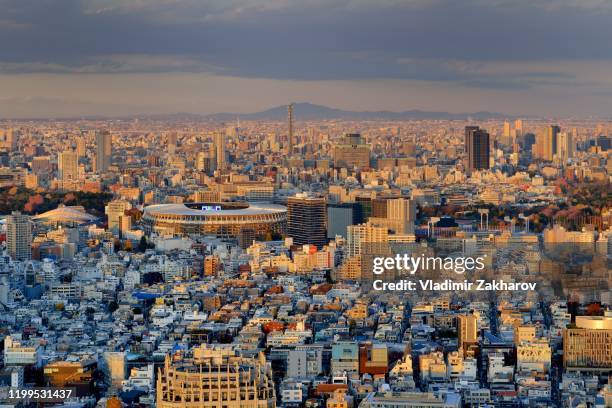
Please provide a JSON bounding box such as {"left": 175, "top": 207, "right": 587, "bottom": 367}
{"left": 141, "top": 202, "right": 287, "bottom": 243}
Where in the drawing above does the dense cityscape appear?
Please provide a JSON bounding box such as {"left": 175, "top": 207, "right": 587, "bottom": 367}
{"left": 0, "top": 109, "right": 609, "bottom": 408}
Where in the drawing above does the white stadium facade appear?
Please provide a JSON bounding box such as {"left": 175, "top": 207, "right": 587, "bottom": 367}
{"left": 141, "top": 202, "right": 287, "bottom": 244}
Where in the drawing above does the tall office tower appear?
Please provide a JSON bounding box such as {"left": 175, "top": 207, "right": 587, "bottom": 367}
{"left": 557, "top": 131, "right": 574, "bottom": 163}
{"left": 465, "top": 126, "right": 490, "bottom": 174}
{"left": 563, "top": 315, "right": 612, "bottom": 370}
{"left": 6, "top": 211, "right": 32, "bottom": 261}
{"left": 76, "top": 138, "right": 86, "bottom": 158}
{"left": 287, "top": 103, "right": 294, "bottom": 153}
{"left": 503, "top": 120, "right": 511, "bottom": 138}
{"left": 156, "top": 348, "right": 275, "bottom": 408}
{"left": 535, "top": 125, "right": 560, "bottom": 161}
{"left": 105, "top": 199, "right": 132, "bottom": 236}
{"left": 333, "top": 133, "right": 371, "bottom": 169}
{"left": 514, "top": 119, "right": 523, "bottom": 133}
{"left": 95, "top": 130, "right": 112, "bottom": 173}
{"left": 214, "top": 132, "right": 226, "bottom": 171}
{"left": 58, "top": 150, "right": 79, "bottom": 181}
{"left": 327, "top": 202, "right": 363, "bottom": 239}
{"left": 458, "top": 314, "right": 478, "bottom": 349}
{"left": 166, "top": 132, "right": 178, "bottom": 156}
{"left": 287, "top": 193, "right": 327, "bottom": 248}
{"left": 195, "top": 151, "right": 208, "bottom": 171}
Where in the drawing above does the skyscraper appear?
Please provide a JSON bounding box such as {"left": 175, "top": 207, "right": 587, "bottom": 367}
{"left": 557, "top": 131, "right": 574, "bottom": 163}
{"left": 503, "top": 120, "right": 511, "bottom": 139}
{"left": 95, "top": 130, "right": 112, "bottom": 173}
{"left": 287, "top": 103, "right": 294, "bottom": 153}
{"left": 327, "top": 202, "right": 363, "bottom": 239}
{"left": 214, "top": 132, "right": 226, "bottom": 171}
{"left": 58, "top": 150, "right": 79, "bottom": 181}
{"left": 535, "top": 125, "right": 560, "bottom": 161}
{"left": 465, "top": 126, "right": 490, "bottom": 174}
{"left": 6, "top": 211, "right": 32, "bottom": 261}
{"left": 76, "top": 138, "right": 86, "bottom": 158}
{"left": 166, "top": 132, "right": 178, "bottom": 156}
{"left": 287, "top": 193, "right": 327, "bottom": 248}
{"left": 514, "top": 119, "right": 523, "bottom": 137}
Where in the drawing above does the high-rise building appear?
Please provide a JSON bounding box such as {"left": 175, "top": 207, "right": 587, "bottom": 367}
{"left": 166, "top": 132, "right": 178, "bottom": 156}
{"left": 458, "top": 314, "right": 478, "bottom": 349}
{"left": 514, "top": 119, "right": 523, "bottom": 135}
{"left": 156, "top": 347, "right": 275, "bottom": 408}
{"left": 195, "top": 151, "right": 206, "bottom": 171}
{"left": 503, "top": 120, "right": 511, "bottom": 139}
{"left": 287, "top": 103, "right": 294, "bottom": 153}
{"left": 557, "top": 131, "right": 574, "bottom": 162}
{"left": 535, "top": 125, "right": 560, "bottom": 161}
{"left": 95, "top": 130, "right": 112, "bottom": 173}
{"left": 76, "top": 138, "right": 86, "bottom": 158}
{"left": 327, "top": 202, "right": 363, "bottom": 239}
{"left": 465, "top": 126, "right": 490, "bottom": 174}
{"left": 214, "top": 132, "right": 226, "bottom": 171}
{"left": 58, "top": 150, "right": 79, "bottom": 182}
{"left": 347, "top": 223, "right": 389, "bottom": 257}
{"left": 563, "top": 315, "right": 612, "bottom": 371}
{"left": 287, "top": 193, "right": 327, "bottom": 248}
{"left": 333, "top": 133, "right": 371, "bottom": 169}
{"left": 6, "top": 211, "right": 32, "bottom": 261}
{"left": 105, "top": 200, "right": 133, "bottom": 236}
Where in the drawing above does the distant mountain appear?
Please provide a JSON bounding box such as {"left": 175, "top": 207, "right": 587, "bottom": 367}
{"left": 12, "top": 102, "right": 513, "bottom": 121}
{"left": 204, "top": 102, "right": 511, "bottom": 121}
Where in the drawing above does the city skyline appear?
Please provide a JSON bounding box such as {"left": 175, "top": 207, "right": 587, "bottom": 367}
{"left": 2, "top": 0, "right": 612, "bottom": 118}
{"left": 0, "top": 1, "right": 610, "bottom": 406}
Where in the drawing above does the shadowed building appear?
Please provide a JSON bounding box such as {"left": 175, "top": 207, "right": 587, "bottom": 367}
{"left": 287, "top": 193, "right": 327, "bottom": 248}
{"left": 465, "top": 126, "right": 490, "bottom": 174}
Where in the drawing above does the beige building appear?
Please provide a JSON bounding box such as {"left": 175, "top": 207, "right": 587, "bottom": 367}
{"left": 58, "top": 150, "right": 79, "bottom": 182}
{"left": 458, "top": 314, "right": 478, "bottom": 349}
{"left": 156, "top": 347, "right": 275, "bottom": 407}
{"left": 563, "top": 315, "right": 612, "bottom": 371}
{"left": 6, "top": 211, "right": 32, "bottom": 261}
{"left": 333, "top": 133, "right": 370, "bottom": 169}
{"left": 105, "top": 199, "right": 133, "bottom": 236}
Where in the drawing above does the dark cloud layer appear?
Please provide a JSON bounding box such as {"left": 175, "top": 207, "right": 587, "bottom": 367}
{"left": 1, "top": 0, "right": 611, "bottom": 117}
{"left": 1, "top": 0, "right": 611, "bottom": 87}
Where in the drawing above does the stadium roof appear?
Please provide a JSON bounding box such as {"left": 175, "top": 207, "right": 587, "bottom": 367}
{"left": 143, "top": 203, "right": 286, "bottom": 216}
{"left": 33, "top": 205, "right": 98, "bottom": 224}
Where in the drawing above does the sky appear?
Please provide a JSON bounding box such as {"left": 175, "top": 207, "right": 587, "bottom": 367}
{"left": 1, "top": 0, "right": 612, "bottom": 118}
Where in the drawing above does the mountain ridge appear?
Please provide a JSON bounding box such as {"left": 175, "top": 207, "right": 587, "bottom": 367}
{"left": 184, "top": 102, "right": 512, "bottom": 121}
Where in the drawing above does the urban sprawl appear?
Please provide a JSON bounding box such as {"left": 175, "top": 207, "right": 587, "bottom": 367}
{"left": 0, "top": 109, "right": 610, "bottom": 408}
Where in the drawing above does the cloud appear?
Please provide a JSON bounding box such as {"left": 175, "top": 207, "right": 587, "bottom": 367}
{"left": 0, "top": 0, "right": 612, "bottom": 116}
